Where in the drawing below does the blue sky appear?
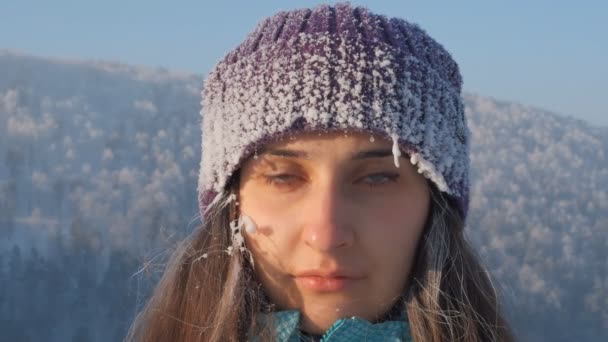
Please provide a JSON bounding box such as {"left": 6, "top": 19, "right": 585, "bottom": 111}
{"left": 2, "top": 0, "right": 606, "bottom": 126}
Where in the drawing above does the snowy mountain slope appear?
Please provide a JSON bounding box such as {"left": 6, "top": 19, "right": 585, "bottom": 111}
{"left": 0, "top": 49, "right": 202, "bottom": 254}
{"left": 463, "top": 94, "right": 607, "bottom": 340}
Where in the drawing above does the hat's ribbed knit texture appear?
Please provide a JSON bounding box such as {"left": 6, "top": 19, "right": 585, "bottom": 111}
{"left": 198, "top": 2, "right": 471, "bottom": 221}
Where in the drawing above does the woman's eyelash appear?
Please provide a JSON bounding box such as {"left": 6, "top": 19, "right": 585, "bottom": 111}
{"left": 363, "top": 172, "right": 400, "bottom": 186}
{"left": 263, "top": 174, "right": 299, "bottom": 186}
{"left": 262, "top": 172, "right": 399, "bottom": 187}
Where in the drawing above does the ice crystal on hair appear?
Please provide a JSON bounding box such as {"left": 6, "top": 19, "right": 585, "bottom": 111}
{"left": 391, "top": 134, "right": 402, "bottom": 168}
{"left": 223, "top": 193, "right": 237, "bottom": 207}
{"left": 224, "top": 214, "right": 257, "bottom": 266}
{"left": 240, "top": 214, "right": 257, "bottom": 234}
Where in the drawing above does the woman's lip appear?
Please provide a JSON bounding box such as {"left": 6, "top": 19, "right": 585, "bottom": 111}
{"left": 293, "top": 275, "right": 362, "bottom": 291}
{"left": 293, "top": 269, "right": 364, "bottom": 278}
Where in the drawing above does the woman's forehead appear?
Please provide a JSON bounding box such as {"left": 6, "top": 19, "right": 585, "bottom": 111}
{"left": 262, "top": 130, "right": 392, "bottom": 151}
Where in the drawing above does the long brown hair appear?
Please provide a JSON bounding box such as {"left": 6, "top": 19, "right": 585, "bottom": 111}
{"left": 125, "top": 172, "right": 515, "bottom": 341}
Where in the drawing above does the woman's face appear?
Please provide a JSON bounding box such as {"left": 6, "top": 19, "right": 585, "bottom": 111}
{"left": 238, "top": 131, "right": 430, "bottom": 334}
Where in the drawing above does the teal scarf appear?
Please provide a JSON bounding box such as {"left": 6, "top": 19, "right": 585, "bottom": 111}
{"left": 252, "top": 308, "right": 413, "bottom": 341}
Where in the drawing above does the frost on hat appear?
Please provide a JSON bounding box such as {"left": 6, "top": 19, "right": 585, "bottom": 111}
{"left": 198, "top": 2, "right": 471, "bottom": 221}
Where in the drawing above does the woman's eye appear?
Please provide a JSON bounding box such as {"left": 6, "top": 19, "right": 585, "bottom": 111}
{"left": 263, "top": 174, "right": 300, "bottom": 187}
{"left": 361, "top": 172, "right": 400, "bottom": 187}
{"left": 262, "top": 172, "right": 399, "bottom": 188}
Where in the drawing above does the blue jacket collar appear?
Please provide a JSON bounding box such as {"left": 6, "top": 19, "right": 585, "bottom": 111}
{"left": 255, "top": 308, "right": 412, "bottom": 341}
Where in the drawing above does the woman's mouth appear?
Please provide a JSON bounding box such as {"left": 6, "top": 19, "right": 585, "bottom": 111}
{"left": 292, "top": 270, "right": 364, "bottom": 291}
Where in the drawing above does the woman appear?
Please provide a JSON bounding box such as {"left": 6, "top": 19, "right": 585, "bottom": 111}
{"left": 126, "top": 2, "right": 514, "bottom": 341}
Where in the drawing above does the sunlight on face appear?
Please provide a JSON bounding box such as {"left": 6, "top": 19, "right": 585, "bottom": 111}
{"left": 238, "top": 130, "right": 430, "bottom": 334}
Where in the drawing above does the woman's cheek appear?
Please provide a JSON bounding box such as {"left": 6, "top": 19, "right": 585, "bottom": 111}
{"left": 243, "top": 214, "right": 295, "bottom": 260}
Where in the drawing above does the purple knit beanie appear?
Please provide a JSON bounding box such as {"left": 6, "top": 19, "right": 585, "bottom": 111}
{"left": 198, "top": 2, "right": 471, "bottom": 222}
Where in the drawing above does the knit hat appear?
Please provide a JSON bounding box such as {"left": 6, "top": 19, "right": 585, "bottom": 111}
{"left": 198, "top": 2, "right": 471, "bottom": 222}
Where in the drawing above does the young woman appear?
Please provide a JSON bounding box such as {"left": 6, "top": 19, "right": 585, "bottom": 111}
{"left": 126, "top": 2, "right": 514, "bottom": 341}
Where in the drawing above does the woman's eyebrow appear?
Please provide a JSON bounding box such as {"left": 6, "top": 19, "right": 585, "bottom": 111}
{"left": 352, "top": 149, "right": 400, "bottom": 160}
{"left": 258, "top": 148, "right": 310, "bottom": 159}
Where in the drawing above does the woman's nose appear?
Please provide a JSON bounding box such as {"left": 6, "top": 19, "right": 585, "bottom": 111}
{"left": 301, "top": 183, "right": 355, "bottom": 252}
